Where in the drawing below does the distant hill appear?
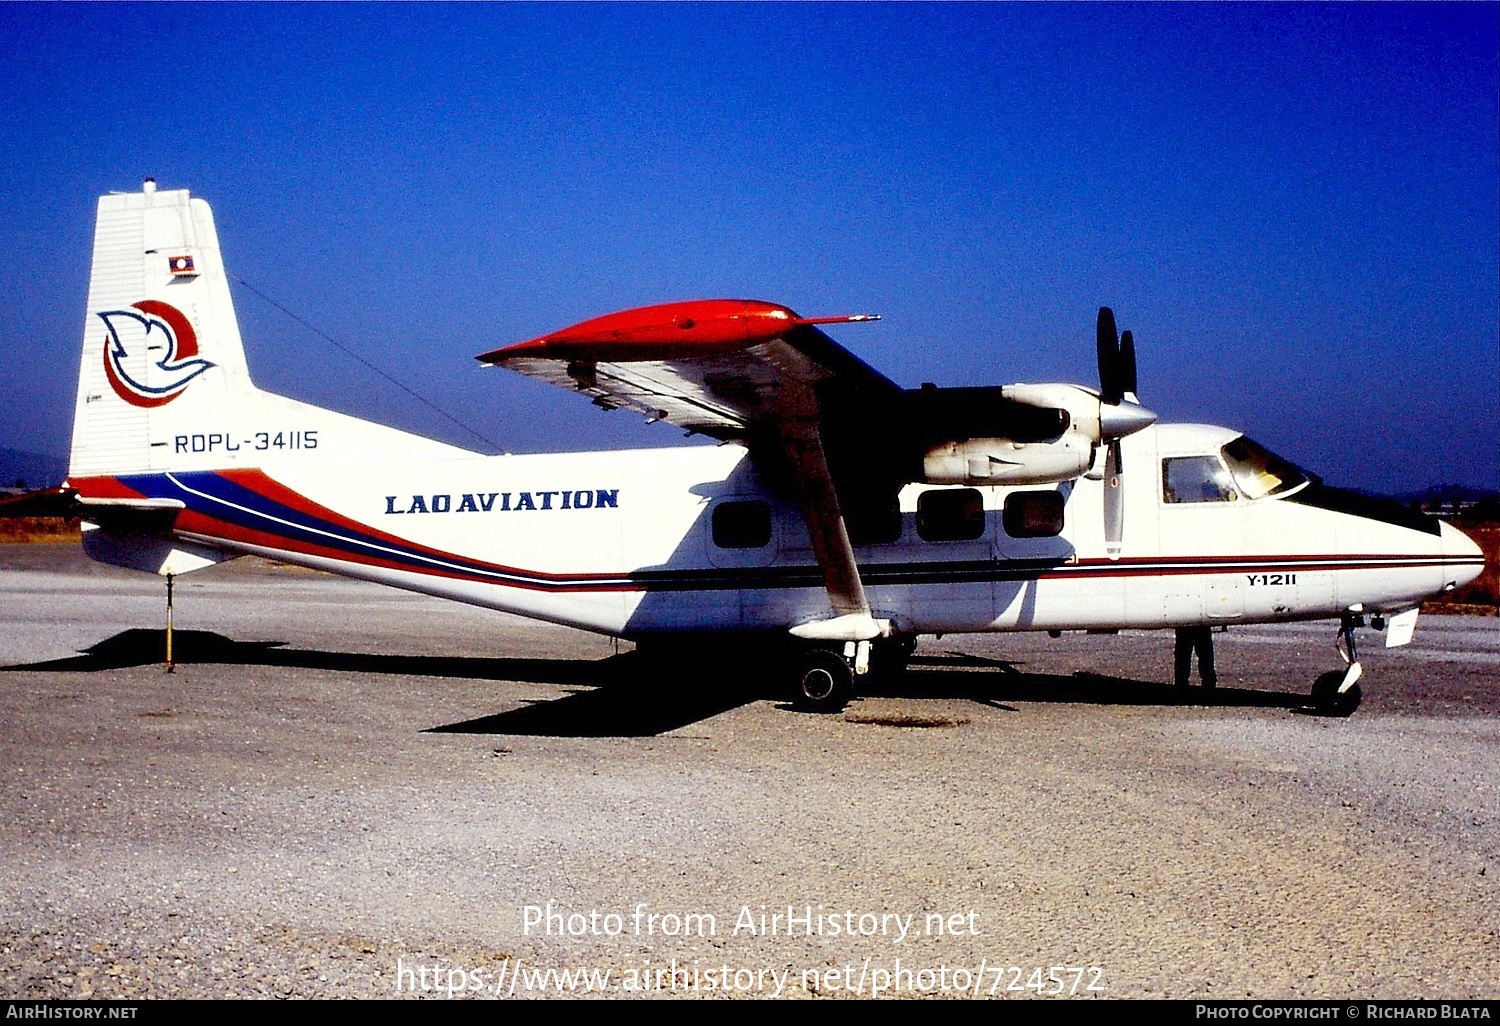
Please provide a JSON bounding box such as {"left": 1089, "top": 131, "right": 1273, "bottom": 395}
{"left": 1394, "top": 484, "right": 1500, "bottom": 519}
{"left": 0, "top": 448, "right": 66, "bottom": 491}
{"left": 1394, "top": 484, "right": 1499, "bottom": 504}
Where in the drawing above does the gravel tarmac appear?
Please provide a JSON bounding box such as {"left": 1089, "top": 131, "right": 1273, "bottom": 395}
{"left": 1, "top": 545, "right": 1496, "bottom": 1000}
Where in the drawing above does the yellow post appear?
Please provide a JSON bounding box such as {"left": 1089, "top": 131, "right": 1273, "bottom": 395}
{"left": 165, "top": 573, "right": 175, "bottom": 673}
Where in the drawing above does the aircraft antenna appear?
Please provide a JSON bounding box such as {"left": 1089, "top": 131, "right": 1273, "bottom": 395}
{"left": 228, "top": 272, "right": 504, "bottom": 452}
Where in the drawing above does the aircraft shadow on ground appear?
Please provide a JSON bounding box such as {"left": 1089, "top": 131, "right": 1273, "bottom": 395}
{"left": 877, "top": 651, "right": 1306, "bottom": 711}
{"left": 6, "top": 628, "right": 1313, "bottom": 736}
{"left": 4, "top": 627, "right": 607, "bottom": 684}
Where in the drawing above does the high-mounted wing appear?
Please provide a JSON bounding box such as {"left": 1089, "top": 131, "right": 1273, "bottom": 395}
{"left": 478, "top": 300, "right": 893, "bottom": 440}
{"left": 479, "top": 299, "right": 896, "bottom": 641}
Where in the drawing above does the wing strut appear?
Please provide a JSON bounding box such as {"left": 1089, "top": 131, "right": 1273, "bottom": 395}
{"left": 772, "top": 419, "right": 886, "bottom": 643}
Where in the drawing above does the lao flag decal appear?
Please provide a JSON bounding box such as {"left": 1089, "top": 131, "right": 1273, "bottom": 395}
{"left": 168, "top": 255, "right": 197, "bottom": 276}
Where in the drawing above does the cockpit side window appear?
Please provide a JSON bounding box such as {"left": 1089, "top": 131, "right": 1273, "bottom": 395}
{"left": 1220, "top": 436, "right": 1309, "bottom": 500}
{"left": 1162, "top": 456, "right": 1239, "bottom": 504}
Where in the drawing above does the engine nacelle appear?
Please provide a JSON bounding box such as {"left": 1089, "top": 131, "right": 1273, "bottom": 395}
{"left": 901, "top": 381, "right": 1154, "bottom": 487}
{"left": 1000, "top": 381, "right": 1156, "bottom": 446}
{"left": 922, "top": 429, "right": 1095, "bottom": 485}
{"left": 1000, "top": 383, "right": 1102, "bottom": 441}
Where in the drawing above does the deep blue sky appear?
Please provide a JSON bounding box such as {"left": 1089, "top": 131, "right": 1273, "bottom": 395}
{"left": 1, "top": 3, "right": 1494, "bottom": 493}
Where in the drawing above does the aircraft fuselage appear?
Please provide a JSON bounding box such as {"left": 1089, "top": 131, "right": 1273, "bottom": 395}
{"left": 73, "top": 423, "right": 1479, "bottom": 643}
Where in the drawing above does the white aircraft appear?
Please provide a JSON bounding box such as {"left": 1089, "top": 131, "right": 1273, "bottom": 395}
{"left": 39, "top": 182, "right": 1486, "bottom": 715}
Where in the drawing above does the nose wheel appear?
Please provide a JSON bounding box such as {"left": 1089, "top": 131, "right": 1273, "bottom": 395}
{"left": 1311, "top": 614, "right": 1364, "bottom": 716}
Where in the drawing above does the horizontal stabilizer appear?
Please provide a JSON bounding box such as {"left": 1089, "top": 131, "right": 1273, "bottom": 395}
{"left": 82, "top": 524, "right": 233, "bottom": 576}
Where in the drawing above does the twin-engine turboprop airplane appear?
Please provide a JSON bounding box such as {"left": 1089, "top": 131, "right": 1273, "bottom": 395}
{"left": 35, "top": 182, "right": 1485, "bottom": 715}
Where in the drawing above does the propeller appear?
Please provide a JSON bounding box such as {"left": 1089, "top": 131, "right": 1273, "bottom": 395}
{"left": 1095, "top": 307, "right": 1154, "bottom": 558}
{"left": 1096, "top": 307, "right": 1140, "bottom": 404}
{"left": 1097, "top": 307, "right": 1122, "bottom": 404}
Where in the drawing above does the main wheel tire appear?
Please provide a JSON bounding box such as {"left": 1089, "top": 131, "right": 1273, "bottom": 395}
{"left": 793, "top": 650, "right": 854, "bottom": 713}
{"left": 1311, "top": 670, "right": 1362, "bottom": 717}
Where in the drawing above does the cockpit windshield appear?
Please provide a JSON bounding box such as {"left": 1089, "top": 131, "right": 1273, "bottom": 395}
{"left": 1219, "top": 436, "right": 1309, "bottom": 500}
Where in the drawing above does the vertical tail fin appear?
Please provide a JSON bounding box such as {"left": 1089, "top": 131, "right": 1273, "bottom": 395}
{"left": 69, "top": 180, "right": 256, "bottom": 478}
{"left": 68, "top": 181, "right": 473, "bottom": 482}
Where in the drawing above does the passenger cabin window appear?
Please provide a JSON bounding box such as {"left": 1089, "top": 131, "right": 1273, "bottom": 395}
{"left": 845, "top": 496, "right": 902, "bottom": 546}
{"left": 712, "top": 500, "right": 772, "bottom": 548}
{"left": 917, "top": 488, "right": 985, "bottom": 542}
{"left": 1162, "top": 456, "right": 1239, "bottom": 504}
{"left": 1003, "top": 491, "right": 1065, "bottom": 537}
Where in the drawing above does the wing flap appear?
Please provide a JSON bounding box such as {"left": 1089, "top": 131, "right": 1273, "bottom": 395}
{"left": 498, "top": 354, "right": 764, "bottom": 437}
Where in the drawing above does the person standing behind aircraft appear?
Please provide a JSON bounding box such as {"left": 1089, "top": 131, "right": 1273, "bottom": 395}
{"left": 1174, "top": 626, "right": 1217, "bottom": 688}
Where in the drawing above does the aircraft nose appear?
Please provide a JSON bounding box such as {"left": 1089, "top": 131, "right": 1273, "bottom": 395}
{"left": 1439, "top": 520, "right": 1485, "bottom": 592}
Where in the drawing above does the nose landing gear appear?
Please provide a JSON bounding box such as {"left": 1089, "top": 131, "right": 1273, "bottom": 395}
{"left": 1311, "top": 613, "right": 1364, "bottom": 716}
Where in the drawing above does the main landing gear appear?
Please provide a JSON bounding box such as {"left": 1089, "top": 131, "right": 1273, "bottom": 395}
{"left": 1311, "top": 613, "right": 1364, "bottom": 717}
{"left": 793, "top": 649, "right": 855, "bottom": 713}
{"left": 790, "top": 637, "right": 918, "bottom": 713}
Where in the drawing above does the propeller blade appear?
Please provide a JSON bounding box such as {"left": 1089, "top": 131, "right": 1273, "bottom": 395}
{"left": 1096, "top": 307, "right": 1121, "bottom": 404}
{"left": 1097, "top": 308, "right": 1136, "bottom": 556}
{"left": 1103, "top": 439, "right": 1124, "bottom": 559}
